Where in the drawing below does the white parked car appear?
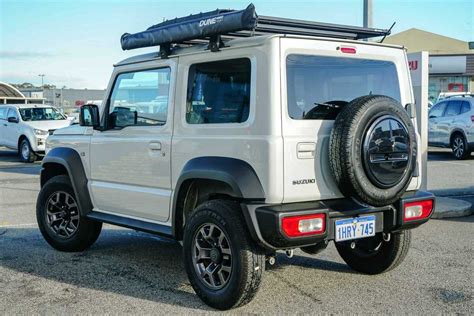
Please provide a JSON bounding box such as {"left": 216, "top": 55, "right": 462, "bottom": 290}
{"left": 428, "top": 96, "right": 474, "bottom": 159}
{"left": 0, "top": 104, "right": 72, "bottom": 162}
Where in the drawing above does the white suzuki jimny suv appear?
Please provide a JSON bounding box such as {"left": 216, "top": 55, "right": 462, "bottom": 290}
{"left": 36, "top": 5, "right": 435, "bottom": 310}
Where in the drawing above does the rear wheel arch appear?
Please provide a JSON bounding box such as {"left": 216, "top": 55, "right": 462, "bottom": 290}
{"left": 450, "top": 130, "right": 466, "bottom": 145}
{"left": 172, "top": 157, "right": 265, "bottom": 240}
{"left": 174, "top": 178, "right": 241, "bottom": 241}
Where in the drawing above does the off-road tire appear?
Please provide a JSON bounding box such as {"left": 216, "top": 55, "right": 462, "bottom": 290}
{"left": 19, "top": 138, "right": 37, "bottom": 163}
{"left": 451, "top": 133, "right": 470, "bottom": 160}
{"left": 329, "top": 95, "right": 417, "bottom": 206}
{"left": 335, "top": 230, "right": 411, "bottom": 275}
{"left": 37, "top": 175, "right": 102, "bottom": 252}
{"left": 183, "top": 200, "right": 265, "bottom": 310}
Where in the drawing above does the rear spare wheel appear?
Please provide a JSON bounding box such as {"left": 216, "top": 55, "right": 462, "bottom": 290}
{"left": 329, "top": 95, "right": 417, "bottom": 206}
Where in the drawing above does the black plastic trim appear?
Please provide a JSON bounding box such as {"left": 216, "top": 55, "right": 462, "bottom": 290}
{"left": 41, "top": 147, "right": 93, "bottom": 216}
{"left": 245, "top": 190, "right": 434, "bottom": 250}
{"left": 87, "top": 211, "right": 172, "bottom": 236}
{"left": 171, "top": 156, "right": 265, "bottom": 236}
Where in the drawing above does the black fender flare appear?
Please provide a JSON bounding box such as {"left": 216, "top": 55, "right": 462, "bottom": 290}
{"left": 171, "top": 156, "right": 265, "bottom": 237}
{"left": 41, "top": 147, "right": 93, "bottom": 216}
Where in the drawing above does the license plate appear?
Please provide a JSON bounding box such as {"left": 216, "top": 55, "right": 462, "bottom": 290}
{"left": 335, "top": 215, "right": 376, "bottom": 242}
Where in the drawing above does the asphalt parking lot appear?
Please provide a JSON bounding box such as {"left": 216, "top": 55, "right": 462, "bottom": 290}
{"left": 0, "top": 147, "right": 472, "bottom": 314}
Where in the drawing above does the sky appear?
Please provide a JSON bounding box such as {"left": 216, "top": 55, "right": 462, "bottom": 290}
{"left": 1, "top": 0, "right": 473, "bottom": 89}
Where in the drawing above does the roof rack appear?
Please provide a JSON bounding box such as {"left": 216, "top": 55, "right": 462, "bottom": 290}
{"left": 120, "top": 3, "right": 391, "bottom": 58}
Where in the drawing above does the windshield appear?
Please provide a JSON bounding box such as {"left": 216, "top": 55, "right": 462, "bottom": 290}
{"left": 287, "top": 55, "right": 401, "bottom": 120}
{"left": 19, "top": 107, "right": 66, "bottom": 121}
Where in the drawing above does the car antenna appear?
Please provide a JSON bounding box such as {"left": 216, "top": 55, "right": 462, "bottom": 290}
{"left": 379, "top": 22, "right": 396, "bottom": 43}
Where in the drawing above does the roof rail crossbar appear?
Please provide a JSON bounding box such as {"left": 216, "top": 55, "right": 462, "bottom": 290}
{"left": 120, "top": 3, "right": 391, "bottom": 55}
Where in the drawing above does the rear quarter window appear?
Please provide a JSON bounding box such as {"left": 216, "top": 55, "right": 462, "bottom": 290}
{"left": 286, "top": 55, "right": 401, "bottom": 120}
{"left": 460, "top": 101, "right": 471, "bottom": 114}
{"left": 186, "top": 58, "right": 251, "bottom": 124}
{"left": 0, "top": 107, "right": 6, "bottom": 120}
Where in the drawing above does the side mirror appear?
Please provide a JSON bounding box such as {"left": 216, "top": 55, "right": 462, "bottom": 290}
{"left": 79, "top": 104, "right": 100, "bottom": 128}
{"left": 109, "top": 107, "right": 137, "bottom": 128}
{"left": 7, "top": 116, "right": 19, "bottom": 123}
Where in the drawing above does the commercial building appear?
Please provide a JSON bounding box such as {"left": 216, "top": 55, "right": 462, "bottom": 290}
{"left": 19, "top": 87, "right": 105, "bottom": 108}
{"left": 385, "top": 28, "right": 473, "bottom": 102}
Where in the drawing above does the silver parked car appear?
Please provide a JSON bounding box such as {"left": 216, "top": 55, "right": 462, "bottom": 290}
{"left": 428, "top": 96, "right": 474, "bottom": 159}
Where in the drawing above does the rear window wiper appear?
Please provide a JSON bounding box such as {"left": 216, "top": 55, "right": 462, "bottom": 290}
{"left": 313, "top": 102, "right": 341, "bottom": 109}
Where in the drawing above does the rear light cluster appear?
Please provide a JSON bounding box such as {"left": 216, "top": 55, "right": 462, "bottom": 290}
{"left": 403, "top": 200, "right": 433, "bottom": 222}
{"left": 471, "top": 115, "right": 474, "bottom": 123}
{"left": 281, "top": 213, "right": 326, "bottom": 237}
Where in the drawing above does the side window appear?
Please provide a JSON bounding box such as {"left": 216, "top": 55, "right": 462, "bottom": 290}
{"left": 108, "top": 68, "right": 170, "bottom": 129}
{"left": 186, "top": 58, "right": 251, "bottom": 124}
{"left": 460, "top": 101, "right": 471, "bottom": 114}
{"left": 429, "top": 102, "right": 447, "bottom": 118}
{"left": 0, "top": 107, "right": 6, "bottom": 120}
{"left": 444, "top": 100, "right": 462, "bottom": 117}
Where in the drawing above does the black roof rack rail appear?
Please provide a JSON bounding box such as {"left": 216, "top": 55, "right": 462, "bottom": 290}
{"left": 120, "top": 3, "right": 391, "bottom": 58}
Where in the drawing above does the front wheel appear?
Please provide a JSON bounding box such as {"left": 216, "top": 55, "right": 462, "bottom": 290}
{"left": 183, "top": 200, "right": 265, "bottom": 310}
{"left": 37, "top": 175, "right": 102, "bottom": 252}
{"left": 335, "top": 230, "right": 411, "bottom": 275}
{"left": 19, "top": 138, "right": 37, "bottom": 163}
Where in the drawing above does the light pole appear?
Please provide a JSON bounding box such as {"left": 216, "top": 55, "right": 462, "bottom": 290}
{"left": 38, "top": 74, "right": 45, "bottom": 88}
{"left": 363, "top": 0, "right": 373, "bottom": 28}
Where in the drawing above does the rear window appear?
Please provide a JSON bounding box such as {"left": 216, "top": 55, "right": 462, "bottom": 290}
{"left": 286, "top": 55, "right": 401, "bottom": 120}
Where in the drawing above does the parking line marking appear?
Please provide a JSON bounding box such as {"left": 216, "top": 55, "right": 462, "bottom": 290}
{"left": 431, "top": 161, "right": 471, "bottom": 167}
{"left": 0, "top": 223, "right": 37, "bottom": 228}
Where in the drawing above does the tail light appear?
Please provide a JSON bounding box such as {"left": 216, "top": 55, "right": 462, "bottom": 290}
{"left": 281, "top": 213, "right": 326, "bottom": 237}
{"left": 471, "top": 115, "right": 474, "bottom": 123}
{"left": 403, "top": 200, "right": 433, "bottom": 222}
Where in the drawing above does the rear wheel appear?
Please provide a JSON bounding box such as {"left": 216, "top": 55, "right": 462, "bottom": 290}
{"left": 37, "top": 175, "right": 102, "bottom": 252}
{"left": 335, "top": 230, "right": 411, "bottom": 275}
{"left": 451, "top": 133, "right": 470, "bottom": 160}
{"left": 19, "top": 138, "right": 37, "bottom": 163}
{"left": 183, "top": 200, "right": 264, "bottom": 310}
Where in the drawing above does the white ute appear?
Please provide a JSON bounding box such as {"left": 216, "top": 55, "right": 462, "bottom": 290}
{"left": 0, "top": 104, "right": 72, "bottom": 162}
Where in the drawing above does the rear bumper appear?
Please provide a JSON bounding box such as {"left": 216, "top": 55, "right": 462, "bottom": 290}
{"left": 242, "top": 190, "right": 435, "bottom": 251}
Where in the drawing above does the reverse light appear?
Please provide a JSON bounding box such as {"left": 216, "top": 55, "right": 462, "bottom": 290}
{"left": 339, "top": 46, "right": 356, "bottom": 54}
{"left": 403, "top": 200, "right": 433, "bottom": 221}
{"left": 281, "top": 213, "right": 326, "bottom": 237}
